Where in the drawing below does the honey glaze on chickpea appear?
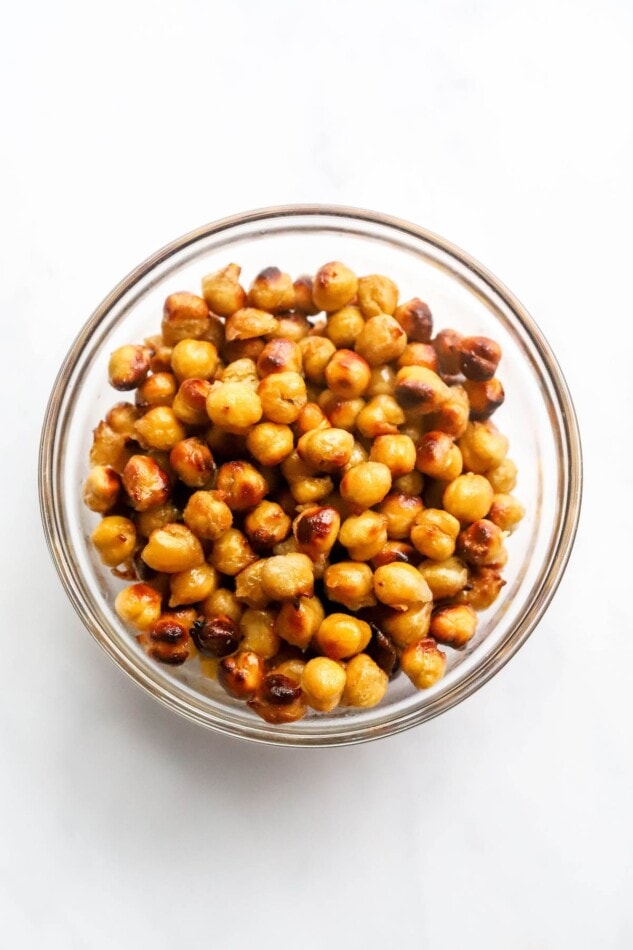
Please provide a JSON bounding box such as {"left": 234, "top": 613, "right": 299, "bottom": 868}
{"left": 84, "top": 259, "right": 523, "bottom": 722}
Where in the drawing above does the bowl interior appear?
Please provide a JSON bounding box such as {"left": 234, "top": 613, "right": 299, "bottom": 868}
{"left": 40, "top": 208, "right": 581, "bottom": 745}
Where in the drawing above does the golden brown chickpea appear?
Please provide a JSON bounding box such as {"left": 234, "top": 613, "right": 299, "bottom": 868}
{"left": 356, "top": 395, "right": 405, "bottom": 439}
{"left": 293, "top": 506, "right": 341, "bottom": 558}
{"left": 276, "top": 595, "right": 325, "bottom": 649}
{"left": 220, "top": 358, "right": 259, "bottom": 388}
{"left": 169, "top": 437, "right": 215, "bottom": 488}
{"left": 201, "top": 588, "right": 243, "bottom": 625}
{"left": 397, "top": 342, "right": 439, "bottom": 371}
{"left": 146, "top": 335, "right": 174, "bottom": 373}
{"left": 83, "top": 465, "right": 121, "bottom": 513}
{"left": 382, "top": 602, "right": 433, "bottom": 647}
{"left": 245, "top": 422, "right": 294, "bottom": 467}
{"left": 191, "top": 614, "right": 242, "bottom": 657}
{"left": 234, "top": 560, "right": 271, "bottom": 610}
{"left": 313, "top": 261, "right": 358, "bottom": 311}
{"left": 338, "top": 510, "right": 388, "bottom": 561}
{"left": 315, "top": 613, "right": 372, "bottom": 660}
{"left": 206, "top": 382, "right": 263, "bottom": 433}
{"left": 297, "top": 427, "right": 354, "bottom": 471}
{"left": 135, "top": 500, "right": 181, "bottom": 537}
{"left": 301, "top": 657, "right": 346, "bottom": 712}
{"left": 378, "top": 492, "right": 424, "bottom": 540}
{"left": 293, "top": 275, "right": 320, "bottom": 315}
{"left": 400, "top": 637, "right": 446, "bottom": 689}
{"left": 432, "top": 328, "right": 463, "bottom": 375}
{"left": 261, "top": 553, "right": 314, "bottom": 600}
{"left": 415, "top": 431, "right": 463, "bottom": 481}
{"left": 108, "top": 344, "right": 152, "bottom": 391}
{"left": 324, "top": 561, "right": 376, "bottom": 611}
{"left": 281, "top": 450, "right": 333, "bottom": 504}
{"left": 225, "top": 307, "right": 278, "bottom": 341}
{"left": 357, "top": 274, "right": 399, "bottom": 318}
{"left": 268, "top": 312, "right": 311, "bottom": 342}
{"left": 105, "top": 402, "right": 141, "bottom": 439}
{"left": 210, "top": 528, "right": 258, "bottom": 575}
{"left": 430, "top": 604, "right": 478, "bottom": 648}
{"left": 371, "top": 541, "right": 418, "bottom": 568}
{"left": 91, "top": 515, "right": 136, "bottom": 566}
{"left": 340, "top": 440, "right": 369, "bottom": 475}
{"left": 270, "top": 654, "right": 307, "bottom": 685}
{"left": 204, "top": 314, "right": 226, "bottom": 349}
{"left": 140, "top": 614, "right": 193, "bottom": 665}
{"left": 247, "top": 266, "right": 295, "bottom": 312}
{"left": 221, "top": 338, "right": 266, "bottom": 364}
{"left": 218, "top": 650, "right": 265, "bottom": 700}
{"left": 455, "top": 565, "right": 506, "bottom": 610}
{"left": 463, "top": 377, "right": 505, "bottom": 420}
{"left": 486, "top": 457, "right": 518, "bottom": 494}
{"left": 342, "top": 654, "right": 388, "bottom": 707}
{"left": 369, "top": 434, "right": 416, "bottom": 477}
{"left": 460, "top": 335, "right": 502, "bottom": 380}
{"left": 239, "top": 608, "right": 280, "bottom": 658}
{"left": 170, "top": 339, "right": 218, "bottom": 381}
{"left": 355, "top": 314, "right": 407, "bottom": 366}
{"left": 141, "top": 524, "right": 205, "bottom": 573}
{"left": 244, "top": 500, "right": 292, "bottom": 550}
{"left": 256, "top": 338, "right": 302, "bottom": 377}
{"left": 418, "top": 556, "right": 468, "bottom": 599}
{"left": 366, "top": 364, "right": 397, "bottom": 397}
{"left": 171, "top": 378, "right": 213, "bottom": 426}
{"left": 410, "top": 508, "right": 461, "bottom": 560}
{"left": 134, "top": 407, "right": 186, "bottom": 452}
{"left": 426, "top": 384, "right": 470, "bottom": 438}
{"left": 201, "top": 263, "right": 246, "bottom": 316}
{"left": 339, "top": 461, "right": 392, "bottom": 512}
{"left": 324, "top": 349, "right": 371, "bottom": 399}
{"left": 373, "top": 562, "right": 432, "bottom": 611}
{"left": 115, "top": 583, "right": 162, "bottom": 630}
{"left": 162, "top": 292, "right": 210, "bottom": 346}
{"left": 248, "top": 674, "right": 307, "bottom": 724}
{"left": 487, "top": 493, "right": 525, "bottom": 532}
{"left": 394, "top": 366, "right": 450, "bottom": 415}
{"left": 393, "top": 297, "right": 433, "bottom": 342}
{"left": 299, "top": 336, "right": 337, "bottom": 385}
{"left": 258, "top": 371, "right": 307, "bottom": 424}
{"left": 442, "top": 473, "right": 494, "bottom": 523}
{"left": 182, "top": 490, "right": 232, "bottom": 541}
{"left": 89, "top": 421, "right": 132, "bottom": 472}
{"left": 393, "top": 469, "right": 425, "bottom": 496}
{"left": 295, "top": 402, "right": 331, "bottom": 436}
{"left": 135, "top": 372, "right": 178, "bottom": 409}
{"left": 325, "top": 306, "right": 365, "bottom": 348}
{"left": 216, "top": 461, "right": 268, "bottom": 512}
{"left": 457, "top": 519, "right": 506, "bottom": 566}
{"left": 169, "top": 563, "right": 219, "bottom": 607}
{"left": 319, "top": 392, "right": 366, "bottom": 431}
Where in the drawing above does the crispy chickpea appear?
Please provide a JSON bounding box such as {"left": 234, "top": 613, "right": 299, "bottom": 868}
{"left": 91, "top": 515, "right": 136, "bottom": 566}
{"left": 301, "top": 657, "right": 346, "bottom": 712}
{"left": 261, "top": 553, "right": 314, "bottom": 600}
{"left": 394, "top": 366, "right": 450, "bottom": 415}
{"left": 201, "top": 588, "right": 243, "bottom": 625}
{"left": 373, "top": 563, "right": 432, "bottom": 612}
{"left": 269, "top": 654, "right": 306, "bottom": 685}
{"left": 295, "top": 402, "right": 331, "bottom": 436}
{"left": 382, "top": 602, "right": 433, "bottom": 647}
{"left": 276, "top": 596, "right": 325, "bottom": 649}
{"left": 397, "top": 342, "right": 439, "bottom": 371}
{"left": 371, "top": 540, "right": 418, "bottom": 568}
{"left": 281, "top": 451, "right": 333, "bottom": 504}
{"left": 339, "top": 510, "right": 388, "bottom": 561}
{"left": 342, "top": 654, "right": 388, "bottom": 707}
{"left": 319, "top": 392, "right": 366, "bottom": 431}
{"left": 460, "top": 335, "right": 502, "bottom": 380}
{"left": 146, "top": 336, "right": 174, "bottom": 373}
{"left": 432, "top": 328, "right": 463, "bottom": 375}
{"left": 162, "top": 292, "right": 209, "bottom": 345}
{"left": 206, "top": 382, "right": 263, "bottom": 433}
{"left": 426, "top": 384, "right": 470, "bottom": 438}
{"left": 400, "top": 638, "right": 446, "bottom": 689}
{"left": 191, "top": 615, "right": 242, "bottom": 657}
{"left": 141, "top": 524, "right": 204, "bottom": 573}
{"left": 463, "top": 377, "right": 505, "bottom": 420}
{"left": 341, "top": 440, "right": 369, "bottom": 475}
{"left": 170, "top": 339, "right": 218, "bottom": 381}
{"left": 114, "top": 583, "right": 162, "bottom": 630}
{"left": 225, "top": 307, "right": 277, "bottom": 341}
{"left": 393, "top": 469, "right": 425, "bottom": 496}
{"left": 488, "top": 493, "right": 525, "bottom": 532}
{"left": 340, "top": 462, "right": 392, "bottom": 512}
{"left": 364, "top": 624, "right": 399, "bottom": 678}
{"left": 218, "top": 650, "right": 265, "bottom": 700}
{"left": 418, "top": 556, "right": 468, "bottom": 599}
{"left": 393, "top": 297, "right": 433, "bottom": 342}
{"left": 218, "top": 361, "right": 257, "bottom": 391}
{"left": 169, "top": 437, "right": 215, "bottom": 488}
{"left": 378, "top": 492, "right": 424, "bottom": 540}
{"left": 299, "top": 336, "right": 337, "bottom": 385}
{"left": 247, "top": 266, "right": 295, "bottom": 312}
{"left": 366, "top": 364, "right": 396, "bottom": 397}
{"left": 248, "top": 674, "right": 307, "bottom": 724}
{"left": 245, "top": 500, "right": 292, "bottom": 550}
{"left": 268, "top": 312, "right": 311, "bottom": 342}
{"left": 222, "top": 338, "right": 266, "bottom": 364}
{"left": 486, "top": 457, "right": 518, "bottom": 494}
{"left": 357, "top": 274, "right": 399, "bottom": 318}
{"left": 216, "top": 461, "right": 267, "bottom": 511}
{"left": 83, "top": 465, "right": 121, "bottom": 513}
{"left": 245, "top": 422, "right": 294, "bottom": 467}
{"left": 455, "top": 566, "right": 506, "bottom": 610}
{"left": 430, "top": 604, "right": 478, "bottom": 648}
{"left": 293, "top": 506, "right": 341, "bottom": 558}
{"left": 258, "top": 371, "right": 307, "bottom": 424}
{"left": 169, "top": 563, "right": 219, "bottom": 606}
{"left": 140, "top": 614, "right": 193, "bottom": 665}
{"left": 313, "top": 261, "right": 358, "bottom": 311}
{"left": 234, "top": 560, "right": 271, "bottom": 610}
{"left": 240, "top": 608, "right": 280, "bottom": 658}
{"left": 355, "top": 314, "right": 407, "bottom": 366}
{"left": 201, "top": 263, "right": 246, "bottom": 316}
{"left": 172, "top": 378, "right": 213, "bottom": 425}
{"left": 324, "top": 561, "right": 376, "bottom": 611}
{"left": 457, "top": 519, "right": 506, "bottom": 566}
{"left": 293, "top": 275, "right": 320, "bottom": 315}
{"left": 442, "top": 473, "right": 494, "bottom": 523}
{"left": 183, "top": 490, "right": 232, "bottom": 541}
{"left": 410, "top": 508, "right": 461, "bottom": 560}
{"left": 297, "top": 427, "right": 354, "bottom": 471}
{"left": 134, "top": 407, "right": 186, "bottom": 452}
{"left": 204, "top": 314, "right": 226, "bottom": 349}
{"left": 108, "top": 344, "right": 151, "bottom": 391}
{"left": 324, "top": 349, "right": 371, "bottom": 399}
{"left": 89, "top": 421, "right": 132, "bottom": 472}
{"left": 210, "top": 528, "right": 258, "bottom": 575}
{"left": 356, "top": 395, "right": 404, "bottom": 440}
{"left": 369, "top": 434, "right": 416, "bottom": 477}
{"left": 325, "top": 306, "right": 365, "bottom": 348}
{"left": 315, "top": 613, "right": 372, "bottom": 660}
{"left": 136, "top": 500, "right": 181, "bottom": 537}
{"left": 105, "top": 402, "right": 140, "bottom": 439}
{"left": 256, "top": 338, "right": 302, "bottom": 377}
{"left": 415, "top": 431, "right": 463, "bottom": 481}
{"left": 135, "top": 372, "right": 178, "bottom": 409}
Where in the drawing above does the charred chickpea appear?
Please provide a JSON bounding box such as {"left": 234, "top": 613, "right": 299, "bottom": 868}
{"left": 114, "top": 583, "right": 162, "bottom": 630}
{"left": 201, "top": 263, "right": 246, "bottom": 316}
{"left": 301, "top": 657, "right": 346, "bottom": 712}
{"left": 457, "top": 519, "right": 506, "bottom": 566}
{"left": 297, "top": 427, "right": 354, "bottom": 471}
{"left": 261, "top": 553, "right": 314, "bottom": 601}
{"left": 91, "top": 515, "right": 136, "bottom": 566}
{"left": 191, "top": 615, "right": 242, "bottom": 657}
{"left": 161, "top": 292, "right": 209, "bottom": 346}
{"left": 299, "top": 336, "right": 337, "bottom": 385}
{"left": 313, "top": 261, "right": 358, "bottom": 311}
{"left": 142, "top": 614, "right": 193, "bottom": 666}
{"left": 222, "top": 338, "right": 266, "bottom": 364}
{"left": 246, "top": 422, "right": 295, "bottom": 467}
{"left": 393, "top": 469, "right": 424, "bottom": 496}
{"left": 325, "top": 306, "right": 365, "bottom": 348}
{"left": 293, "top": 506, "right": 341, "bottom": 558}
{"left": 136, "top": 500, "right": 181, "bottom": 537}
{"left": 373, "top": 563, "right": 432, "bottom": 612}
{"left": 210, "top": 528, "right": 258, "bottom": 576}
{"left": 430, "top": 604, "right": 478, "bottom": 648}
{"left": 426, "top": 384, "right": 470, "bottom": 438}
{"left": 460, "top": 335, "right": 502, "bottom": 380}
{"left": 371, "top": 540, "right": 418, "bottom": 568}
{"left": 357, "top": 274, "right": 399, "bottom": 318}
{"left": 442, "top": 473, "right": 494, "bottom": 523}
{"left": 172, "top": 378, "right": 213, "bottom": 426}
{"left": 463, "top": 377, "right": 505, "bottom": 420}
{"left": 324, "top": 561, "right": 376, "bottom": 611}
{"left": 378, "top": 491, "right": 424, "bottom": 540}
{"left": 432, "top": 328, "right": 463, "bottom": 376}
{"left": 324, "top": 349, "right": 371, "bottom": 399}
{"left": 319, "top": 392, "right": 366, "bottom": 431}
{"left": 134, "top": 407, "right": 186, "bottom": 452}
{"left": 206, "top": 382, "right": 263, "bottom": 433}
{"left": 83, "top": 465, "right": 121, "bottom": 513}
{"left": 401, "top": 638, "right": 446, "bottom": 689}
{"left": 258, "top": 371, "right": 307, "bottom": 424}
{"left": 245, "top": 500, "right": 292, "bottom": 550}
{"left": 105, "top": 402, "right": 140, "bottom": 439}
{"left": 338, "top": 510, "right": 389, "bottom": 561}
{"left": 256, "top": 338, "right": 302, "bottom": 377}
{"left": 355, "top": 314, "right": 407, "bottom": 366}
{"left": 293, "top": 275, "right": 320, "bottom": 315}
{"left": 315, "top": 613, "right": 372, "bottom": 660}
{"left": 455, "top": 566, "right": 506, "bottom": 610}
{"left": 487, "top": 493, "right": 525, "bottom": 532}
{"left": 216, "top": 461, "right": 268, "bottom": 512}
{"left": 248, "top": 674, "right": 307, "bottom": 724}
{"left": 170, "top": 339, "right": 218, "bottom": 381}
{"left": 393, "top": 297, "right": 433, "bottom": 342}
{"left": 225, "top": 307, "right": 278, "bottom": 341}
{"left": 248, "top": 266, "right": 295, "bottom": 312}
{"left": 486, "top": 457, "right": 518, "bottom": 494}
{"left": 276, "top": 596, "right": 325, "bottom": 649}
{"left": 135, "top": 372, "right": 178, "bottom": 409}
{"left": 89, "top": 421, "right": 131, "bottom": 472}
{"left": 369, "top": 434, "right": 416, "bottom": 478}
{"left": 340, "top": 461, "right": 392, "bottom": 511}
{"left": 268, "top": 312, "right": 311, "bottom": 342}
{"left": 141, "top": 524, "right": 205, "bottom": 573}
{"left": 415, "top": 431, "right": 463, "bottom": 481}
{"left": 218, "top": 651, "right": 265, "bottom": 700}
{"left": 342, "top": 654, "right": 388, "bottom": 707}
{"left": 366, "top": 364, "right": 396, "bottom": 397}
{"left": 169, "top": 437, "right": 215, "bottom": 488}
{"left": 382, "top": 602, "right": 433, "bottom": 648}
{"left": 356, "top": 395, "right": 405, "bottom": 439}
{"left": 411, "top": 508, "right": 461, "bottom": 560}
{"left": 364, "top": 624, "right": 399, "bottom": 678}
{"left": 295, "top": 402, "right": 331, "bottom": 436}
{"left": 201, "top": 588, "right": 243, "bottom": 625}
{"left": 183, "top": 490, "right": 232, "bottom": 541}
{"left": 394, "top": 366, "right": 450, "bottom": 415}
{"left": 397, "top": 342, "right": 439, "bottom": 371}
{"left": 108, "top": 344, "right": 152, "bottom": 391}
{"left": 418, "top": 556, "right": 468, "bottom": 599}
{"left": 239, "top": 608, "right": 280, "bottom": 658}
{"left": 169, "top": 563, "right": 219, "bottom": 607}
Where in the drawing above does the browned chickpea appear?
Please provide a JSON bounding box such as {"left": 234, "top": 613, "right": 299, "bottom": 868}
{"left": 486, "top": 457, "right": 518, "bottom": 494}
{"left": 244, "top": 500, "right": 292, "bottom": 550}
{"left": 488, "top": 493, "right": 525, "bottom": 532}
{"left": 463, "top": 377, "right": 505, "bottom": 420}
{"left": 258, "top": 371, "right": 307, "bottom": 424}
{"left": 324, "top": 561, "right": 376, "bottom": 611}
{"left": 313, "top": 261, "right": 358, "bottom": 311}
{"left": 108, "top": 344, "right": 152, "bottom": 391}
{"left": 140, "top": 613, "right": 193, "bottom": 665}
{"left": 371, "top": 540, "right": 418, "bottom": 568}
{"left": 340, "top": 461, "right": 392, "bottom": 512}
{"left": 460, "top": 335, "right": 502, "bottom": 380}
{"left": 292, "top": 275, "right": 320, "bottom": 315}
{"left": 355, "top": 314, "right": 407, "bottom": 366}
{"left": 426, "top": 384, "right": 470, "bottom": 438}
{"left": 204, "top": 313, "right": 226, "bottom": 349}
{"left": 301, "top": 657, "right": 346, "bottom": 712}
{"left": 135, "top": 372, "right": 178, "bottom": 409}
{"left": 432, "top": 328, "right": 463, "bottom": 375}
{"left": 357, "top": 274, "right": 399, "bottom": 318}
{"left": 135, "top": 500, "right": 181, "bottom": 537}
{"left": 221, "top": 338, "right": 266, "bottom": 363}
{"left": 201, "top": 263, "right": 246, "bottom": 316}
{"left": 325, "top": 306, "right": 365, "bottom": 348}
{"left": 245, "top": 422, "right": 294, "bottom": 467}
{"left": 366, "top": 364, "right": 397, "bottom": 397}
{"left": 281, "top": 450, "right": 333, "bottom": 504}
{"left": 191, "top": 614, "right": 242, "bottom": 657}
{"left": 364, "top": 624, "right": 399, "bottom": 678}
{"left": 415, "top": 431, "right": 463, "bottom": 481}
{"left": 146, "top": 335, "right": 174, "bottom": 373}
{"left": 297, "top": 427, "right": 354, "bottom": 472}
{"left": 115, "top": 583, "right": 162, "bottom": 630}
{"left": 430, "top": 604, "right": 478, "bottom": 648}
{"left": 247, "top": 266, "right": 295, "bottom": 312}
{"left": 233, "top": 561, "right": 271, "bottom": 610}
{"left": 134, "top": 407, "right": 186, "bottom": 452}
{"left": 369, "top": 434, "right": 416, "bottom": 477}
{"left": 338, "top": 510, "right": 388, "bottom": 561}
{"left": 210, "top": 528, "right": 258, "bottom": 575}
{"left": 455, "top": 565, "right": 506, "bottom": 610}
{"left": 169, "top": 563, "right": 219, "bottom": 606}
{"left": 457, "top": 519, "right": 506, "bottom": 566}
{"left": 256, "top": 338, "right": 302, "bottom": 377}
{"left": 89, "top": 421, "right": 132, "bottom": 472}
{"left": 220, "top": 358, "right": 259, "bottom": 388}
{"left": 216, "top": 461, "right": 268, "bottom": 511}
{"left": 458, "top": 421, "right": 509, "bottom": 474}
{"left": 393, "top": 469, "right": 425, "bottom": 496}
{"left": 142, "top": 523, "right": 205, "bottom": 573}
{"left": 276, "top": 595, "right": 325, "bottom": 649}
{"left": 218, "top": 650, "right": 265, "bottom": 699}
{"left": 442, "top": 472, "right": 494, "bottom": 523}
{"left": 397, "top": 342, "right": 439, "bottom": 371}
{"left": 394, "top": 366, "right": 450, "bottom": 415}
{"left": 201, "top": 588, "right": 243, "bottom": 624}
{"left": 410, "top": 508, "right": 461, "bottom": 560}
{"left": 170, "top": 339, "right": 218, "bottom": 381}
{"left": 356, "top": 395, "right": 405, "bottom": 439}
{"left": 299, "top": 336, "right": 337, "bottom": 385}
{"left": 378, "top": 492, "right": 424, "bottom": 540}
{"left": 168, "top": 437, "right": 215, "bottom": 488}
{"left": 315, "top": 613, "right": 372, "bottom": 660}
{"left": 91, "top": 515, "right": 136, "bottom": 566}
{"left": 248, "top": 674, "right": 307, "bottom": 724}
{"left": 373, "top": 562, "right": 432, "bottom": 612}
{"left": 295, "top": 402, "right": 331, "bottom": 436}
{"left": 171, "top": 379, "right": 212, "bottom": 426}
{"left": 162, "top": 292, "right": 210, "bottom": 346}
{"left": 342, "top": 654, "right": 388, "bottom": 707}
{"left": 268, "top": 312, "right": 311, "bottom": 342}
{"left": 293, "top": 506, "right": 341, "bottom": 558}
{"left": 182, "top": 490, "right": 231, "bottom": 541}
{"left": 83, "top": 465, "right": 121, "bottom": 513}
{"left": 261, "top": 553, "right": 314, "bottom": 600}
{"left": 105, "top": 402, "right": 141, "bottom": 439}
{"left": 418, "top": 556, "right": 468, "bottom": 599}
{"left": 393, "top": 297, "right": 433, "bottom": 342}
{"left": 225, "top": 307, "right": 278, "bottom": 341}
{"left": 206, "top": 381, "right": 263, "bottom": 433}
{"left": 324, "top": 349, "right": 371, "bottom": 399}
{"left": 382, "top": 602, "right": 433, "bottom": 647}
{"left": 340, "top": 440, "right": 369, "bottom": 476}
{"left": 319, "top": 392, "right": 366, "bottom": 431}
{"left": 400, "top": 637, "right": 446, "bottom": 689}
{"left": 239, "top": 607, "right": 280, "bottom": 658}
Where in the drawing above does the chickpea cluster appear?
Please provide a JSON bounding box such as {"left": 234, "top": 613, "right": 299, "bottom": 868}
{"left": 84, "top": 261, "right": 523, "bottom": 725}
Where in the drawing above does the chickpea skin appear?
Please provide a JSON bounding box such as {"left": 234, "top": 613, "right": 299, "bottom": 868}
{"left": 342, "top": 654, "right": 388, "bottom": 707}
{"left": 324, "top": 561, "right": 377, "bottom": 611}
{"left": 486, "top": 457, "right": 518, "bottom": 494}
{"left": 301, "top": 658, "right": 346, "bottom": 712}
{"left": 141, "top": 524, "right": 205, "bottom": 573}
{"left": 191, "top": 615, "right": 242, "bottom": 657}
{"left": 115, "top": 583, "right": 162, "bottom": 631}
{"left": 201, "top": 263, "right": 246, "bottom": 316}
{"left": 400, "top": 638, "right": 446, "bottom": 689}
{"left": 373, "top": 563, "right": 432, "bottom": 612}
{"left": 463, "top": 377, "right": 505, "bottom": 420}
{"left": 315, "top": 614, "right": 372, "bottom": 660}
{"left": 248, "top": 675, "right": 307, "bottom": 724}
{"left": 369, "top": 434, "right": 416, "bottom": 477}
{"left": 108, "top": 344, "right": 152, "bottom": 391}
{"left": 258, "top": 371, "right": 307, "bottom": 424}
{"left": 312, "top": 261, "right": 358, "bottom": 311}
{"left": 206, "top": 382, "right": 263, "bottom": 433}
{"left": 426, "top": 385, "right": 470, "bottom": 439}
{"left": 225, "top": 307, "right": 278, "bottom": 341}
{"left": 454, "top": 566, "right": 505, "bottom": 610}
{"left": 355, "top": 314, "right": 407, "bottom": 366}
{"left": 91, "top": 515, "right": 136, "bottom": 566}
{"left": 430, "top": 604, "right": 478, "bottom": 648}
{"left": 340, "top": 462, "right": 392, "bottom": 512}
{"left": 324, "top": 349, "right": 371, "bottom": 399}
{"left": 356, "top": 395, "right": 405, "bottom": 439}
{"left": 183, "top": 490, "right": 232, "bottom": 541}
{"left": 357, "top": 274, "right": 399, "bottom": 318}
{"left": 432, "top": 328, "right": 463, "bottom": 376}
{"left": 161, "top": 292, "right": 210, "bottom": 346}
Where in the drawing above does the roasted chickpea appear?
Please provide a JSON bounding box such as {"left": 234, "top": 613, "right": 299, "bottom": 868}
{"left": 393, "top": 469, "right": 425, "bottom": 496}
{"left": 378, "top": 492, "right": 424, "bottom": 540}
{"left": 457, "top": 519, "right": 506, "bottom": 566}
{"left": 397, "top": 342, "right": 439, "bottom": 371}
{"left": 299, "top": 336, "right": 337, "bottom": 385}
{"left": 169, "top": 437, "right": 215, "bottom": 488}
{"left": 430, "top": 604, "right": 478, "bottom": 648}
{"left": 281, "top": 451, "right": 333, "bottom": 504}
{"left": 342, "top": 653, "right": 388, "bottom": 707}
{"left": 366, "top": 364, "right": 396, "bottom": 397}
{"left": 415, "top": 431, "right": 462, "bottom": 481}
{"left": 313, "top": 261, "right": 358, "bottom": 311}
{"left": 91, "top": 515, "right": 136, "bottom": 566}
{"left": 297, "top": 427, "right": 354, "bottom": 471}
{"left": 89, "top": 421, "right": 132, "bottom": 472}
{"left": 295, "top": 402, "right": 331, "bottom": 436}
{"left": 135, "top": 500, "right": 181, "bottom": 537}
{"left": 373, "top": 563, "right": 432, "bottom": 612}
{"left": 356, "top": 395, "right": 405, "bottom": 439}
{"left": 293, "top": 275, "right": 320, "bottom": 315}
{"left": 248, "top": 266, "right": 295, "bottom": 312}
{"left": 220, "top": 359, "right": 259, "bottom": 388}
{"left": 400, "top": 637, "right": 446, "bottom": 689}
{"left": 460, "top": 335, "right": 502, "bottom": 380}
{"left": 244, "top": 500, "right": 292, "bottom": 550}
{"left": 170, "top": 339, "right": 218, "bottom": 381}
{"left": 221, "top": 338, "right": 266, "bottom": 364}
{"left": 183, "top": 490, "right": 232, "bottom": 541}
{"left": 191, "top": 614, "right": 242, "bottom": 657}
{"left": 355, "top": 314, "right": 406, "bottom": 366}
{"left": 238, "top": 606, "right": 279, "bottom": 657}
{"left": 487, "top": 493, "right": 525, "bottom": 532}
{"left": 135, "top": 372, "right": 178, "bottom": 410}
{"left": 83, "top": 465, "right": 121, "bottom": 513}
{"left": 442, "top": 473, "right": 494, "bottom": 523}
{"left": 210, "top": 528, "right": 258, "bottom": 575}
{"left": 315, "top": 613, "right": 372, "bottom": 660}
{"left": 463, "top": 377, "right": 505, "bottom": 420}
{"left": 486, "top": 457, "right": 518, "bottom": 494}
{"left": 108, "top": 344, "right": 151, "bottom": 391}
{"left": 206, "top": 382, "right": 263, "bottom": 433}
{"left": 141, "top": 524, "right": 205, "bottom": 573}
{"left": 105, "top": 402, "right": 141, "bottom": 439}
{"left": 432, "top": 328, "right": 463, "bottom": 375}
{"left": 216, "top": 461, "right": 268, "bottom": 511}
{"left": 418, "top": 556, "right": 468, "bottom": 599}
{"left": 410, "top": 508, "right": 461, "bottom": 560}
{"left": 341, "top": 440, "right": 369, "bottom": 475}
{"left": 261, "top": 553, "right": 314, "bottom": 600}
{"left": 134, "top": 407, "right": 186, "bottom": 452}
{"left": 139, "top": 613, "right": 193, "bottom": 665}
{"left": 325, "top": 306, "right": 365, "bottom": 348}
{"left": 248, "top": 674, "right": 307, "bottom": 724}
{"left": 382, "top": 602, "right": 433, "bottom": 647}
{"left": 244, "top": 422, "right": 294, "bottom": 467}
{"left": 319, "top": 392, "right": 366, "bottom": 431}
{"left": 169, "top": 563, "right": 219, "bottom": 606}
{"left": 201, "top": 263, "right": 246, "bottom": 316}
{"left": 268, "top": 312, "right": 311, "bottom": 342}
{"left": 201, "top": 588, "right": 243, "bottom": 625}
{"left": 371, "top": 541, "right": 418, "bottom": 568}
{"left": 395, "top": 366, "right": 451, "bottom": 417}
{"left": 393, "top": 297, "right": 433, "bottom": 342}
{"left": 115, "top": 583, "right": 162, "bottom": 630}
{"left": 324, "top": 349, "right": 371, "bottom": 399}
{"left": 426, "top": 384, "right": 470, "bottom": 438}
{"left": 146, "top": 336, "right": 174, "bottom": 373}
{"left": 339, "top": 510, "right": 388, "bottom": 561}
{"left": 258, "top": 371, "right": 307, "bottom": 424}
{"left": 171, "top": 378, "right": 213, "bottom": 425}
{"left": 357, "top": 274, "right": 399, "bottom": 318}
{"left": 293, "top": 506, "right": 341, "bottom": 558}
{"left": 324, "top": 561, "right": 376, "bottom": 611}
{"left": 340, "top": 462, "right": 392, "bottom": 512}
{"left": 369, "top": 434, "right": 416, "bottom": 477}
{"left": 301, "top": 657, "right": 346, "bottom": 712}
{"left": 256, "top": 338, "right": 302, "bottom": 377}
{"left": 161, "top": 292, "right": 210, "bottom": 346}
{"left": 233, "top": 560, "right": 271, "bottom": 610}
{"left": 455, "top": 566, "right": 506, "bottom": 610}
{"left": 225, "top": 307, "right": 278, "bottom": 341}
{"left": 276, "top": 596, "right": 325, "bottom": 649}
{"left": 218, "top": 650, "right": 265, "bottom": 700}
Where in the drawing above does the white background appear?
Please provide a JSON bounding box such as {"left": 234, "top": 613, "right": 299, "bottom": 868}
{"left": 2, "top": 1, "right": 632, "bottom": 948}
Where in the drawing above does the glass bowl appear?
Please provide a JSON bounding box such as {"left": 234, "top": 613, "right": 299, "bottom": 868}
{"left": 39, "top": 205, "right": 582, "bottom": 746}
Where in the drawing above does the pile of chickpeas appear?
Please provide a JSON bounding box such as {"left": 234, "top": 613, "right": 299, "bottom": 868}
{"left": 83, "top": 261, "right": 524, "bottom": 724}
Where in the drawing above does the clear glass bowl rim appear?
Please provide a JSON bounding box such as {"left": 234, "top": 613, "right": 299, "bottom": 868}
{"left": 39, "top": 204, "right": 583, "bottom": 747}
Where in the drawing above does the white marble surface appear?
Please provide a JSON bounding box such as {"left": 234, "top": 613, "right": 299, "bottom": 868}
{"left": 2, "top": 1, "right": 632, "bottom": 947}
